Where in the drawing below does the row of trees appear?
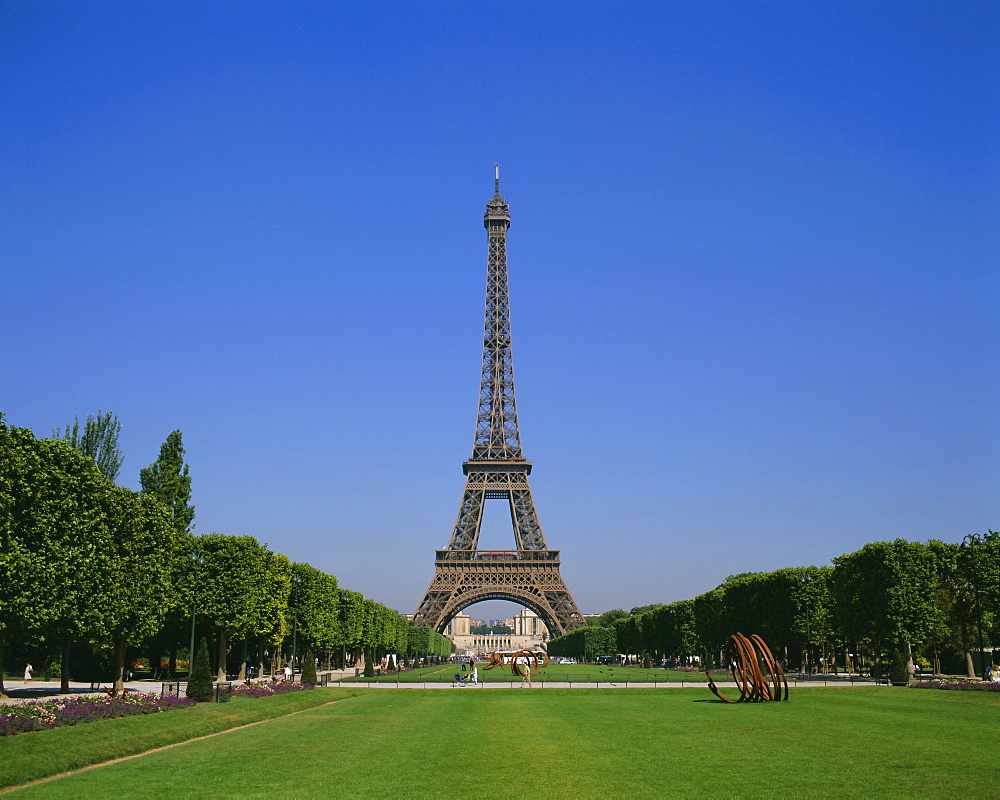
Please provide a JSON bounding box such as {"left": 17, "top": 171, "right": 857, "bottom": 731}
{"left": 550, "top": 537, "right": 999, "bottom": 678}
{"left": 470, "top": 624, "right": 512, "bottom": 635}
{"left": 0, "top": 415, "right": 451, "bottom": 697}
{"left": 547, "top": 626, "right": 616, "bottom": 662}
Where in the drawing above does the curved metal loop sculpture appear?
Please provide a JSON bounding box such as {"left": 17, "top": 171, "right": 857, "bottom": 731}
{"left": 483, "top": 648, "right": 549, "bottom": 676}
{"left": 706, "top": 633, "right": 788, "bottom": 703}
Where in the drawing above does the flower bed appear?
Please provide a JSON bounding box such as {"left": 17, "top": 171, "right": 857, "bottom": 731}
{"left": 0, "top": 692, "right": 195, "bottom": 736}
{"left": 910, "top": 679, "right": 1000, "bottom": 692}
{"left": 232, "top": 681, "right": 315, "bottom": 699}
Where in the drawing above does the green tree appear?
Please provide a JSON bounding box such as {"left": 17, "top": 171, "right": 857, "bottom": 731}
{"left": 629, "top": 604, "right": 663, "bottom": 617}
{"left": 289, "top": 563, "right": 340, "bottom": 655}
{"left": 140, "top": 430, "right": 194, "bottom": 535}
{"left": 361, "top": 599, "right": 379, "bottom": 677}
{"left": 102, "top": 489, "right": 184, "bottom": 694}
{"left": 693, "top": 588, "right": 727, "bottom": 665}
{"left": 194, "top": 534, "right": 291, "bottom": 681}
{"left": 955, "top": 532, "right": 1000, "bottom": 677}
{"left": 471, "top": 623, "right": 513, "bottom": 634}
{"left": 1, "top": 420, "right": 117, "bottom": 693}
{"left": 830, "top": 539, "right": 940, "bottom": 677}
{"left": 336, "top": 590, "right": 365, "bottom": 669}
{"left": 550, "top": 626, "right": 616, "bottom": 662}
{"left": 597, "top": 609, "right": 629, "bottom": 628}
{"left": 54, "top": 411, "right": 124, "bottom": 483}
{"left": 614, "top": 616, "right": 639, "bottom": 659}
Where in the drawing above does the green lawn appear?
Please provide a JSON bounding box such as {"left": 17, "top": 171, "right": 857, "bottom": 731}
{"left": 341, "top": 662, "right": 733, "bottom": 683}
{"left": 0, "top": 688, "right": 365, "bottom": 789}
{"left": 5, "top": 687, "right": 998, "bottom": 797}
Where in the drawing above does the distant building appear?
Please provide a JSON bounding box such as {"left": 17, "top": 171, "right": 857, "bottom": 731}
{"left": 444, "top": 608, "right": 549, "bottom": 656}
{"left": 445, "top": 614, "right": 471, "bottom": 636}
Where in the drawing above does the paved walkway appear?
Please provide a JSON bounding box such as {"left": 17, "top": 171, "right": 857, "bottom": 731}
{"left": 0, "top": 670, "right": 359, "bottom": 705}
{"left": 1, "top": 672, "right": 885, "bottom": 703}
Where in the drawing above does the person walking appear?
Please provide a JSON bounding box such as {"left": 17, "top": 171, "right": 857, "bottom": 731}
{"left": 518, "top": 655, "right": 532, "bottom": 688}
{"left": 23, "top": 663, "right": 33, "bottom": 682}
{"left": 470, "top": 663, "right": 478, "bottom": 684}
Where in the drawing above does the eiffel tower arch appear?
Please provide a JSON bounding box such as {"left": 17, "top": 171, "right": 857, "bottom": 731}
{"left": 413, "top": 168, "right": 586, "bottom": 637}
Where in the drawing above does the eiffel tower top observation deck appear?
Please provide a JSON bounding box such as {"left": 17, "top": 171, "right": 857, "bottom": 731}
{"left": 472, "top": 164, "right": 523, "bottom": 464}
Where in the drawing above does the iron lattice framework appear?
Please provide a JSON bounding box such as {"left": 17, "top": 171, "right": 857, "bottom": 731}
{"left": 412, "top": 168, "right": 586, "bottom": 637}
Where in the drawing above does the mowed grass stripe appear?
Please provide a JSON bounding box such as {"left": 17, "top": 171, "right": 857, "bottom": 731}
{"left": 8, "top": 688, "right": 1000, "bottom": 798}
{"left": 0, "top": 688, "right": 366, "bottom": 790}
{"left": 0, "top": 693, "right": 359, "bottom": 796}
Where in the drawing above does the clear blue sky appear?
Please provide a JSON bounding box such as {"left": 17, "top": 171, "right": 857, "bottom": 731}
{"left": 3, "top": 1, "right": 997, "bottom": 623}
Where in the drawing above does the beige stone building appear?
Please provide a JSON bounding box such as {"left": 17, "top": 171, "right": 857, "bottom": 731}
{"left": 444, "top": 608, "right": 549, "bottom": 656}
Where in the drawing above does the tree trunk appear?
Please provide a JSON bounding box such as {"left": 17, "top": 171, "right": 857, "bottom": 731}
{"left": 112, "top": 638, "right": 128, "bottom": 696}
{"left": 146, "top": 642, "right": 160, "bottom": 680}
{"left": 237, "top": 639, "right": 248, "bottom": 681}
{"left": 905, "top": 641, "right": 915, "bottom": 679}
{"left": 0, "top": 634, "right": 8, "bottom": 699}
{"left": 217, "top": 627, "right": 229, "bottom": 682}
{"left": 961, "top": 621, "right": 977, "bottom": 678}
{"left": 60, "top": 635, "right": 72, "bottom": 693}
{"left": 965, "top": 651, "right": 977, "bottom": 679}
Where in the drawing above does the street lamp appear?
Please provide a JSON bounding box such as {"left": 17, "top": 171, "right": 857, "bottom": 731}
{"left": 961, "top": 534, "right": 987, "bottom": 679}
{"left": 800, "top": 575, "right": 812, "bottom": 676}
{"left": 290, "top": 574, "right": 302, "bottom": 682}
{"left": 188, "top": 551, "right": 205, "bottom": 678}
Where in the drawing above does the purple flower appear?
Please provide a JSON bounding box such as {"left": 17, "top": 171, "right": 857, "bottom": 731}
{"left": 232, "top": 681, "right": 315, "bottom": 699}
{"left": 910, "top": 679, "right": 1000, "bottom": 692}
{"left": 0, "top": 692, "right": 196, "bottom": 737}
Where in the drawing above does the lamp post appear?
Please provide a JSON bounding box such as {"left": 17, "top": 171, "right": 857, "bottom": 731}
{"left": 962, "top": 534, "right": 987, "bottom": 679}
{"left": 800, "top": 575, "right": 812, "bottom": 676}
{"left": 188, "top": 551, "right": 204, "bottom": 678}
{"left": 290, "top": 574, "right": 302, "bottom": 682}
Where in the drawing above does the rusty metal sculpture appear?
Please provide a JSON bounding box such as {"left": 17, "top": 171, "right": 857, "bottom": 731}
{"left": 706, "top": 633, "right": 788, "bottom": 703}
{"left": 483, "top": 649, "right": 549, "bottom": 677}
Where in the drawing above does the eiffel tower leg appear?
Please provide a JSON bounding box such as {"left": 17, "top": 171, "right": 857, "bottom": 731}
{"left": 509, "top": 482, "right": 545, "bottom": 550}
{"left": 445, "top": 480, "right": 485, "bottom": 551}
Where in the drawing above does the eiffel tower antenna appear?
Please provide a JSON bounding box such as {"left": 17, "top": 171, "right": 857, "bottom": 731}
{"left": 412, "top": 169, "right": 586, "bottom": 636}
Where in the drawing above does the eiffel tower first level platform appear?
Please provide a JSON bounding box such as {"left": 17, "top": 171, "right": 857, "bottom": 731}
{"left": 415, "top": 547, "right": 583, "bottom": 637}
{"left": 412, "top": 168, "right": 586, "bottom": 637}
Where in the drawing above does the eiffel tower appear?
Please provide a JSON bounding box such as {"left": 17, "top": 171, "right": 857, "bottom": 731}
{"left": 412, "top": 167, "right": 586, "bottom": 637}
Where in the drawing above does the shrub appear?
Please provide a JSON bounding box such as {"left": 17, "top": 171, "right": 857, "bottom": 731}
{"left": 889, "top": 650, "right": 909, "bottom": 686}
{"left": 301, "top": 650, "right": 318, "bottom": 685}
{"left": 186, "top": 637, "right": 214, "bottom": 702}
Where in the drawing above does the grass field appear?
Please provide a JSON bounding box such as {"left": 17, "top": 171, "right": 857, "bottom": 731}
{"left": 0, "top": 688, "right": 365, "bottom": 789}
{"left": 4, "top": 686, "right": 998, "bottom": 797}
{"left": 340, "top": 662, "right": 735, "bottom": 683}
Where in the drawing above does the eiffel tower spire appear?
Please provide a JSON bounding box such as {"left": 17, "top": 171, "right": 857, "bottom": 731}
{"left": 412, "top": 169, "right": 585, "bottom": 637}
{"left": 474, "top": 162, "right": 522, "bottom": 462}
